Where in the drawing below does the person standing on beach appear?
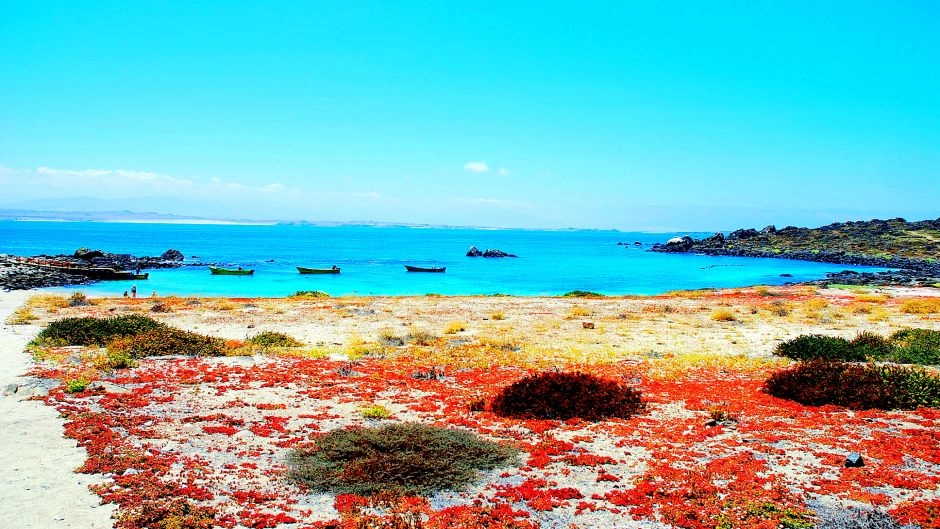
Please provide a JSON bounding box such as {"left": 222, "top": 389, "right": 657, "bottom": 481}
{"left": 130, "top": 285, "right": 137, "bottom": 298}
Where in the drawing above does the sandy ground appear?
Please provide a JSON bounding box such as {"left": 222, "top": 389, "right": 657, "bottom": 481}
{"left": 0, "top": 290, "right": 115, "bottom": 528}
{"left": 1, "top": 284, "right": 938, "bottom": 528}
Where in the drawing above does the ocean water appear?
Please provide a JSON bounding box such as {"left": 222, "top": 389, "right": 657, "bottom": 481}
{"left": 0, "top": 220, "right": 885, "bottom": 297}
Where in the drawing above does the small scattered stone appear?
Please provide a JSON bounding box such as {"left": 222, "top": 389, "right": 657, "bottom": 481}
{"left": 845, "top": 452, "right": 865, "bottom": 467}
{"left": 2, "top": 383, "right": 19, "bottom": 396}
{"left": 87, "top": 381, "right": 132, "bottom": 395}
{"left": 582, "top": 321, "right": 595, "bottom": 329}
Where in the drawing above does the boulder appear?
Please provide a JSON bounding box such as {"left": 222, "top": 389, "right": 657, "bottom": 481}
{"left": 74, "top": 248, "right": 105, "bottom": 260}
{"left": 703, "top": 232, "right": 725, "bottom": 244}
{"left": 482, "top": 248, "right": 517, "bottom": 258}
{"left": 466, "top": 246, "right": 483, "bottom": 257}
{"left": 728, "top": 228, "right": 759, "bottom": 240}
{"left": 662, "top": 235, "right": 694, "bottom": 252}
{"left": 761, "top": 225, "right": 777, "bottom": 234}
{"left": 160, "top": 249, "right": 184, "bottom": 261}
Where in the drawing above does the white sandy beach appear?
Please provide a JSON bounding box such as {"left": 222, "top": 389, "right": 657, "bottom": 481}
{"left": 0, "top": 290, "right": 114, "bottom": 528}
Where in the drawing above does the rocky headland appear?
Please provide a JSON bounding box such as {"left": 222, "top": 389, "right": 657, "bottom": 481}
{"left": 652, "top": 218, "right": 940, "bottom": 287}
{"left": 0, "top": 248, "right": 184, "bottom": 291}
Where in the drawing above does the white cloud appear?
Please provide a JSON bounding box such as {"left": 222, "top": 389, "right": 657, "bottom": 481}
{"left": 463, "top": 161, "right": 490, "bottom": 173}
{"left": 498, "top": 167, "right": 510, "bottom": 176}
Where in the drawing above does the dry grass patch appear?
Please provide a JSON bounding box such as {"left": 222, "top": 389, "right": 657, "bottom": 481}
{"left": 900, "top": 298, "right": 940, "bottom": 314}
{"left": 711, "top": 308, "right": 736, "bottom": 322}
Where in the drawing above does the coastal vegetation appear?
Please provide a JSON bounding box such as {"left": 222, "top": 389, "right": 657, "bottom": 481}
{"left": 286, "top": 422, "right": 519, "bottom": 496}
{"left": 490, "top": 371, "right": 646, "bottom": 420}
{"left": 654, "top": 217, "right": 940, "bottom": 287}
{"left": 16, "top": 288, "right": 940, "bottom": 528}
{"left": 775, "top": 329, "right": 940, "bottom": 365}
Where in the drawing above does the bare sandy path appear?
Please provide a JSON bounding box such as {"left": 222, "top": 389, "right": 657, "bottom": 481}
{"left": 0, "top": 291, "right": 114, "bottom": 528}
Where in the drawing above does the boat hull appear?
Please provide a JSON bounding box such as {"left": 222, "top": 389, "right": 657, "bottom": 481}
{"left": 209, "top": 267, "right": 254, "bottom": 275}
{"left": 404, "top": 265, "right": 446, "bottom": 273}
{"left": 297, "top": 267, "right": 340, "bottom": 274}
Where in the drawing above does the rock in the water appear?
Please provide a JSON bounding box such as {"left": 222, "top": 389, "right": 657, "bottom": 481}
{"left": 658, "top": 235, "right": 694, "bottom": 252}
{"left": 466, "top": 246, "right": 483, "bottom": 257}
{"left": 160, "top": 249, "right": 184, "bottom": 261}
{"left": 482, "top": 248, "right": 517, "bottom": 258}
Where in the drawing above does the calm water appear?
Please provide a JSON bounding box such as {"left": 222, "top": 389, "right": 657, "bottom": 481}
{"left": 0, "top": 221, "right": 884, "bottom": 297}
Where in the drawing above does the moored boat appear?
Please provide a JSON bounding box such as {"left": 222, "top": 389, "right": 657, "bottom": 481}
{"left": 209, "top": 266, "right": 254, "bottom": 275}
{"left": 404, "top": 265, "right": 446, "bottom": 273}
{"left": 297, "top": 266, "right": 340, "bottom": 274}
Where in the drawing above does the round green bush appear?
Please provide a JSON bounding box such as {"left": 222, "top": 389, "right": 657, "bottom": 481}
{"left": 31, "top": 315, "right": 165, "bottom": 347}
{"left": 245, "top": 331, "right": 304, "bottom": 348}
{"left": 774, "top": 334, "right": 864, "bottom": 362}
{"left": 491, "top": 371, "right": 646, "bottom": 421}
{"left": 286, "top": 422, "right": 518, "bottom": 496}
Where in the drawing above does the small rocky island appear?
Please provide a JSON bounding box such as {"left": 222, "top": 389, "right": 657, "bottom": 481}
{"left": 0, "top": 248, "right": 184, "bottom": 291}
{"left": 466, "top": 246, "right": 517, "bottom": 258}
{"left": 652, "top": 218, "right": 940, "bottom": 287}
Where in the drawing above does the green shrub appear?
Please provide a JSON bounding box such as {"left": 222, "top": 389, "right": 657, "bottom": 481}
{"left": 68, "top": 291, "right": 92, "bottom": 307}
{"left": 289, "top": 290, "right": 330, "bottom": 299}
{"left": 774, "top": 334, "right": 864, "bottom": 362}
{"left": 849, "top": 331, "right": 895, "bottom": 359}
{"left": 491, "top": 371, "right": 646, "bottom": 421}
{"left": 31, "top": 315, "right": 165, "bottom": 347}
{"left": 286, "top": 422, "right": 518, "bottom": 496}
{"left": 246, "top": 331, "right": 304, "bottom": 348}
{"left": 359, "top": 404, "right": 391, "bottom": 419}
{"left": 562, "top": 290, "right": 605, "bottom": 298}
{"left": 107, "top": 327, "right": 227, "bottom": 358}
{"left": 106, "top": 349, "right": 137, "bottom": 369}
{"left": 763, "top": 360, "right": 940, "bottom": 410}
{"left": 887, "top": 328, "right": 940, "bottom": 365}
{"left": 65, "top": 377, "right": 90, "bottom": 393}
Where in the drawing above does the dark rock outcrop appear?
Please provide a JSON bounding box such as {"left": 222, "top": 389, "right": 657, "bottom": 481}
{"left": 467, "top": 246, "right": 517, "bottom": 258}
{"left": 651, "top": 217, "right": 940, "bottom": 287}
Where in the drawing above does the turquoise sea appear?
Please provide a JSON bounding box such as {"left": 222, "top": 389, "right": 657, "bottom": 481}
{"left": 0, "top": 221, "right": 885, "bottom": 297}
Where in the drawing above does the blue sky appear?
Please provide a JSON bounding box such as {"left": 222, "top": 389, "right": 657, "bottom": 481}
{"left": 1, "top": 1, "right": 938, "bottom": 230}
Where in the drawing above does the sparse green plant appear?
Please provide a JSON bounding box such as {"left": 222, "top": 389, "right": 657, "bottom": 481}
{"left": 489, "top": 311, "right": 506, "bottom": 321}
{"left": 286, "top": 422, "right": 518, "bottom": 495}
{"left": 246, "top": 331, "right": 304, "bottom": 348}
{"left": 65, "top": 377, "right": 90, "bottom": 393}
{"left": 290, "top": 290, "right": 330, "bottom": 299}
{"left": 68, "top": 291, "right": 92, "bottom": 307}
{"left": 378, "top": 329, "right": 405, "bottom": 346}
{"left": 887, "top": 328, "right": 940, "bottom": 365}
{"left": 106, "top": 349, "right": 137, "bottom": 369}
{"left": 359, "top": 404, "right": 391, "bottom": 419}
{"left": 405, "top": 329, "right": 438, "bottom": 346}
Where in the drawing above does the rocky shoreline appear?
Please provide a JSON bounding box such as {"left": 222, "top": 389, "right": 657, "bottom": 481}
{"left": 652, "top": 218, "right": 940, "bottom": 288}
{"left": 0, "top": 248, "right": 184, "bottom": 291}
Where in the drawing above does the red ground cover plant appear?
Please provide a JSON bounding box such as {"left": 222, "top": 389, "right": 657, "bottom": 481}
{"left": 36, "top": 352, "right": 940, "bottom": 528}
